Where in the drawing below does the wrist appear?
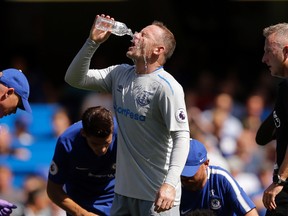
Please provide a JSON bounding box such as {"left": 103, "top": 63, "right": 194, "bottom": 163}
{"left": 87, "top": 38, "right": 100, "bottom": 46}
{"left": 273, "top": 174, "right": 288, "bottom": 186}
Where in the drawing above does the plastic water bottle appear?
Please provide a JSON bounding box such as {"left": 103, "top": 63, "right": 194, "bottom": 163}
{"left": 95, "top": 16, "right": 133, "bottom": 37}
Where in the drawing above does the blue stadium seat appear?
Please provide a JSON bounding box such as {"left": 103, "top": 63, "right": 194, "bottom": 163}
{"left": 0, "top": 103, "right": 59, "bottom": 188}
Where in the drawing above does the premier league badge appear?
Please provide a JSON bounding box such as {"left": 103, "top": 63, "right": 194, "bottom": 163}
{"left": 176, "top": 108, "right": 187, "bottom": 123}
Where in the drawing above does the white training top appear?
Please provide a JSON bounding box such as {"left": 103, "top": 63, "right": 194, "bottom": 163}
{"left": 65, "top": 38, "right": 190, "bottom": 203}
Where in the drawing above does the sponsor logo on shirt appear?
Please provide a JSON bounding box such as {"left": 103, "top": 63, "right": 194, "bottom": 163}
{"left": 180, "top": 209, "right": 192, "bottom": 215}
{"left": 114, "top": 105, "right": 146, "bottom": 121}
{"left": 199, "top": 157, "right": 205, "bottom": 163}
{"left": 88, "top": 173, "right": 115, "bottom": 178}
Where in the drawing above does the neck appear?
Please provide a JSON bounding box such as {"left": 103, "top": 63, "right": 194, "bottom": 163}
{"left": 135, "top": 63, "right": 163, "bottom": 74}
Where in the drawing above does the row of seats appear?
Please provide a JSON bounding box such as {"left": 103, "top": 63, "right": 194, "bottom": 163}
{"left": 1, "top": 103, "right": 60, "bottom": 188}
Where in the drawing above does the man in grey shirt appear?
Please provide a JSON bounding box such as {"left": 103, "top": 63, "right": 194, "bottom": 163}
{"left": 65, "top": 14, "right": 190, "bottom": 216}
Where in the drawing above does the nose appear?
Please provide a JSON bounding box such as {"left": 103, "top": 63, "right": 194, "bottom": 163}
{"left": 133, "top": 31, "right": 140, "bottom": 40}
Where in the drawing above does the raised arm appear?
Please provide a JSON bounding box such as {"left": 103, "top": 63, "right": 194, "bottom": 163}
{"left": 64, "top": 14, "right": 114, "bottom": 90}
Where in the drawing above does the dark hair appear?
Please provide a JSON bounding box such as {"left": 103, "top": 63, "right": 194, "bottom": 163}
{"left": 82, "top": 106, "right": 113, "bottom": 137}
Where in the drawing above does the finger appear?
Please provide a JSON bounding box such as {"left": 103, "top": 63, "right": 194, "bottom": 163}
{"left": 154, "top": 200, "right": 165, "bottom": 213}
{"left": 155, "top": 198, "right": 162, "bottom": 208}
{"left": 0, "top": 209, "right": 7, "bottom": 216}
{"left": 262, "top": 194, "right": 269, "bottom": 209}
{"left": 0, "top": 200, "right": 14, "bottom": 208}
{"left": 164, "top": 202, "right": 173, "bottom": 210}
{"left": 154, "top": 205, "right": 161, "bottom": 213}
{"left": 160, "top": 200, "right": 168, "bottom": 210}
{"left": 2, "top": 208, "right": 12, "bottom": 214}
{"left": 271, "top": 199, "right": 277, "bottom": 209}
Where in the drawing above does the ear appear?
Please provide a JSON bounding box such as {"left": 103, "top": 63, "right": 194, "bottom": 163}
{"left": 0, "top": 87, "right": 13, "bottom": 100}
{"left": 154, "top": 46, "right": 164, "bottom": 55}
{"left": 283, "top": 45, "right": 288, "bottom": 59}
{"left": 6, "top": 88, "right": 14, "bottom": 96}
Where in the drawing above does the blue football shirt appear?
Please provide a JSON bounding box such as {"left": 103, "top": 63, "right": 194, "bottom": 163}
{"left": 48, "top": 118, "right": 117, "bottom": 215}
{"left": 180, "top": 166, "right": 256, "bottom": 216}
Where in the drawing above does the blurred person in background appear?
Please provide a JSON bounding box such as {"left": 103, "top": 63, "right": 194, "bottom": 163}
{"left": 227, "top": 155, "right": 262, "bottom": 198}
{"left": 250, "top": 162, "right": 274, "bottom": 216}
{"left": 241, "top": 93, "right": 265, "bottom": 133}
{"left": 9, "top": 55, "right": 45, "bottom": 103}
{"left": 234, "top": 129, "right": 263, "bottom": 174}
{"left": 0, "top": 124, "right": 31, "bottom": 161}
{"left": 22, "top": 187, "right": 51, "bottom": 216}
{"left": 51, "top": 107, "right": 71, "bottom": 138}
{"left": 198, "top": 93, "right": 243, "bottom": 158}
{"left": 0, "top": 164, "right": 24, "bottom": 216}
{"left": 47, "top": 106, "right": 117, "bottom": 216}
{"left": 12, "top": 114, "right": 34, "bottom": 147}
{"left": 185, "top": 106, "right": 231, "bottom": 172}
{"left": 80, "top": 93, "right": 113, "bottom": 118}
{"left": 21, "top": 174, "right": 66, "bottom": 216}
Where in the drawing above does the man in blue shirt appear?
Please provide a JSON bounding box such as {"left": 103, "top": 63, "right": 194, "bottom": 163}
{"left": 47, "top": 106, "right": 117, "bottom": 216}
{"left": 180, "top": 139, "right": 259, "bottom": 216}
{"left": 0, "top": 68, "right": 32, "bottom": 215}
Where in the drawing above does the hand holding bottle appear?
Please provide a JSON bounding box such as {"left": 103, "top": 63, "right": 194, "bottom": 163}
{"left": 95, "top": 16, "right": 133, "bottom": 37}
{"left": 90, "top": 15, "right": 113, "bottom": 44}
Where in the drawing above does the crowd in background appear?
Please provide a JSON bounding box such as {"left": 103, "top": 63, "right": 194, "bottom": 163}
{"left": 0, "top": 43, "right": 280, "bottom": 215}
{"left": 1, "top": 1, "right": 288, "bottom": 215}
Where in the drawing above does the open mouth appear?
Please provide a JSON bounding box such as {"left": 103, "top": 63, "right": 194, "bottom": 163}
{"left": 130, "top": 32, "right": 142, "bottom": 50}
{"left": 130, "top": 40, "right": 136, "bottom": 48}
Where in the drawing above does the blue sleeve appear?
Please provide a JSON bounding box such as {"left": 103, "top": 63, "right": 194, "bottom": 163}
{"left": 48, "top": 137, "right": 71, "bottom": 184}
{"left": 222, "top": 171, "right": 256, "bottom": 215}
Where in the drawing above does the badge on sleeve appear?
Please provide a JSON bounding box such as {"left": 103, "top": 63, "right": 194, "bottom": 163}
{"left": 176, "top": 108, "right": 187, "bottom": 123}
{"left": 49, "top": 161, "right": 58, "bottom": 175}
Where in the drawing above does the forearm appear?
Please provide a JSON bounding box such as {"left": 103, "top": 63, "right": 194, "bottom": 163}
{"left": 54, "top": 196, "right": 89, "bottom": 216}
{"left": 47, "top": 181, "right": 96, "bottom": 216}
{"left": 65, "top": 38, "right": 100, "bottom": 88}
{"left": 164, "top": 131, "right": 190, "bottom": 187}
